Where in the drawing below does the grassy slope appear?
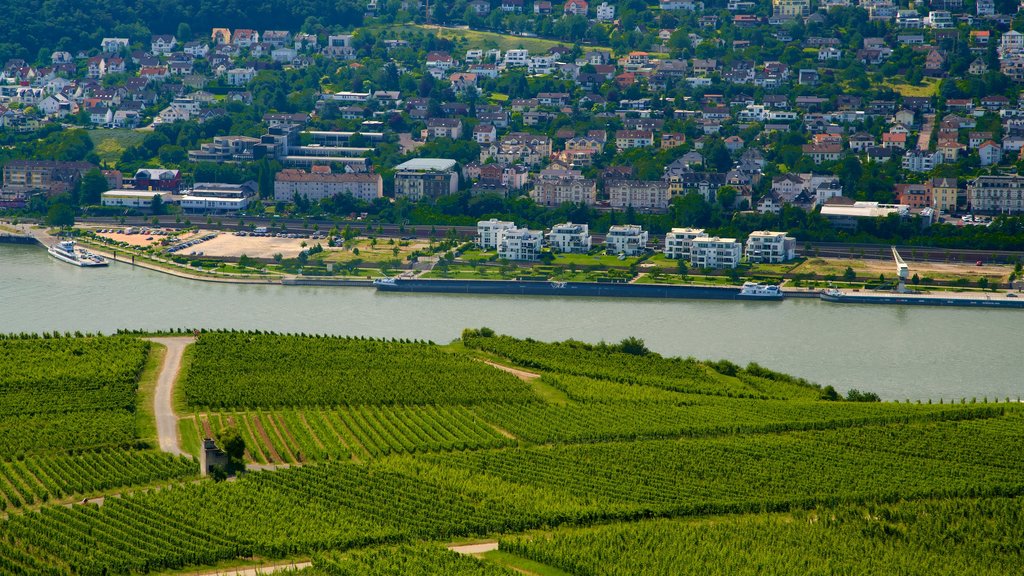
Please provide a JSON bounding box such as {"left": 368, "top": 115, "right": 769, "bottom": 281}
{"left": 134, "top": 341, "right": 166, "bottom": 448}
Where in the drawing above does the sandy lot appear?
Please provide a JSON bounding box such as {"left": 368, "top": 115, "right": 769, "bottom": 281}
{"left": 95, "top": 231, "right": 167, "bottom": 247}
{"left": 198, "top": 235, "right": 310, "bottom": 259}
{"left": 796, "top": 258, "right": 1012, "bottom": 281}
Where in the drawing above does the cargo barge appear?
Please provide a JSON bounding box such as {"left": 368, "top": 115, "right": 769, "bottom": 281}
{"left": 373, "top": 278, "right": 784, "bottom": 301}
{"left": 819, "top": 288, "right": 1024, "bottom": 309}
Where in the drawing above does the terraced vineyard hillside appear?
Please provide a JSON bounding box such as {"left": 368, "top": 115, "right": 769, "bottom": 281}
{"left": 0, "top": 330, "right": 1020, "bottom": 575}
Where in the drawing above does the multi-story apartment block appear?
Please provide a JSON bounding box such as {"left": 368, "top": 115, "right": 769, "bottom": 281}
{"left": 607, "top": 179, "right": 672, "bottom": 212}
{"left": 663, "top": 228, "right": 708, "bottom": 260}
{"left": 605, "top": 224, "right": 649, "bottom": 256}
{"left": 530, "top": 169, "right": 597, "bottom": 207}
{"left": 477, "top": 219, "right": 516, "bottom": 249}
{"left": 929, "top": 177, "right": 961, "bottom": 214}
{"left": 615, "top": 130, "right": 655, "bottom": 151}
{"left": 274, "top": 168, "right": 383, "bottom": 203}
{"left": 498, "top": 227, "right": 544, "bottom": 261}
{"left": 744, "top": 231, "right": 797, "bottom": 263}
{"left": 968, "top": 175, "right": 1024, "bottom": 214}
{"left": 772, "top": 0, "right": 810, "bottom": 16}
{"left": 691, "top": 237, "right": 742, "bottom": 268}
{"left": 547, "top": 222, "right": 592, "bottom": 254}
{"left": 393, "top": 158, "right": 458, "bottom": 200}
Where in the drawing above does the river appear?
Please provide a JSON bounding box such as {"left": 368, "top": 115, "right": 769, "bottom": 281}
{"left": 1, "top": 243, "right": 1021, "bottom": 401}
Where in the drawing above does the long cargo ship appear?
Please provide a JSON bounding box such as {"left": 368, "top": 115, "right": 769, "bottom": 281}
{"left": 819, "top": 287, "right": 1024, "bottom": 309}
{"left": 373, "top": 278, "right": 783, "bottom": 301}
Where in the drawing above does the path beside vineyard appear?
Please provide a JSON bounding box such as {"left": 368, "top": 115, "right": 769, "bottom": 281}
{"left": 481, "top": 360, "right": 540, "bottom": 381}
{"left": 449, "top": 541, "right": 499, "bottom": 555}
{"left": 147, "top": 336, "right": 195, "bottom": 457}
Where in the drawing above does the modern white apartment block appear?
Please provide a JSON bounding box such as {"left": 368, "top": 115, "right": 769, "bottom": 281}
{"left": 477, "top": 218, "right": 516, "bottom": 249}
{"left": 547, "top": 222, "right": 591, "bottom": 253}
{"left": 663, "top": 227, "right": 708, "bottom": 260}
{"left": 744, "top": 230, "right": 797, "bottom": 263}
{"left": 498, "top": 227, "right": 544, "bottom": 261}
{"left": 690, "top": 237, "right": 742, "bottom": 268}
{"left": 605, "top": 224, "right": 649, "bottom": 256}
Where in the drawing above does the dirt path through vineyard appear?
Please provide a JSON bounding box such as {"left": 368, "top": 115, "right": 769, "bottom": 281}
{"left": 146, "top": 336, "right": 195, "bottom": 457}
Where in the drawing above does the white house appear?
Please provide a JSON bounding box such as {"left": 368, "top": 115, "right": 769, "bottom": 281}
{"left": 664, "top": 228, "right": 708, "bottom": 260}
{"left": 690, "top": 237, "right": 742, "bottom": 268}
{"left": 498, "top": 227, "right": 544, "bottom": 261}
{"left": 547, "top": 222, "right": 591, "bottom": 253}
{"left": 605, "top": 224, "right": 648, "bottom": 256}
{"left": 225, "top": 67, "right": 256, "bottom": 86}
{"left": 596, "top": 2, "right": 615, "bottom": 20}
{"left": 503, "top": 49, "right": 530, "bottom": 68}
{"left": 744, "top": 231, "right": 796, "bottom": 263}
{"left": 477, "top": 219, "right": 516, "bottom": 249}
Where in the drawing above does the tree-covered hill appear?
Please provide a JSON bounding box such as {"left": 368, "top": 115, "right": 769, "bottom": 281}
{"left": 1, "top": 0, "right": 365, "bottom": 64}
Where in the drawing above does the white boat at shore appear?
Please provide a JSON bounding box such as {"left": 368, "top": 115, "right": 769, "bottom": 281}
{"left": 735, "top": 281, "right": 783, "bottom": 300}
{"left": 47, "top": 240, "right": 108, "bottom": 267}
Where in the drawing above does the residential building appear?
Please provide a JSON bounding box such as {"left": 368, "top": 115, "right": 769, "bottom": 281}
{"left": 133, "top": 168, "right": 182, "bottom": 192}
{"left": 596, "top": 2, "right": 615, "bottom": 20}
{"left": 477, "top": 219, "right": 516, "bottom": 249}
{"left": 274, "top": 168, "right": 383, "bottom": 203}
{"left": 902, "top": 150, "right": 943, "bottom": 173}
{"left": 773, "top": 0, "right": 810, "bottom": 16}
{"left": 664, "top": 228, "right": 708, "bottom": 260}
{"left": 607, "top": 179, "right": 672, "bottom": 212}
{"left": 968, "top": 175, "right": 1024, "bottom": 214}
{"left": 564, "top": 0, "right": 589, "bottom": 15}
{"left": 691, "top": 237, "right": 742, "bottom": 268}
{"left": 615, "top": 130, "right": 654, "bottom": 151}
{"left": 895, "top": 183, "right": 931, "bottom": 209}
{"left": 498, "top": 227, "right": 544, "bottom": 261}
{"left": 530, "top": 169, "right": 597, "bottom": 207}
{"left": 744, "top": 231, "right": 796, "bottom": 263}
{"left": 929, "top": 177, "right": 960, "bottom": 214}
{"left": 393, "top": 158, "right": 459, "bottom": 200}
{"left": 547, "top": 222, "right": 591, "bottom": 253}
{"left": 605, "top": 224, "right": 649, "bottom": 256}
{"left": 425, "top": 118, "right": 463, "bottom": 139}
{"left": 979, "top": 141, "right": 1002, "bottom": 166}
{"left": 2, "top": 160, "right": 93, "bottom": 197}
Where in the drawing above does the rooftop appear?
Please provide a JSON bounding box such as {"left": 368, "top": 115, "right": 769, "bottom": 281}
{"left": 395, "top": 158, "right": 458, "bottom": 172}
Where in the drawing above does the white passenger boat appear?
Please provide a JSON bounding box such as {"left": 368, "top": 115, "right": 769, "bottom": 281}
{"left": 735, "top": 281, "right": 784, "bottom": 300}
{"left": 47, "top": 240, "right": 108, "bottom": 267}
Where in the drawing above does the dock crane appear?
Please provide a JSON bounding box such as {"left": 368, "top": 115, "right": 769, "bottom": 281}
{"left": 892, "top": 246, "right": 910, "bottom": 293}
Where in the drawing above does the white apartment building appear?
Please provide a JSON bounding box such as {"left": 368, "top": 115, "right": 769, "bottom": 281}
{"left": 744, "top": 231, "right": 796, "bottom": 263}
{"left": 503, "top": 49, "right": 530, "bottom": 68}
{"left": 547, "top": 222, "right": 591, "bottom": 254}
{"left": 596, "top": 2, "right": 616, "bottom": 20}
{"left": 605, "top": 224, "right": 649, "bottom": 256}
{"left": 498, "top": 227, "right": 544, "bottom": 261}
{"left": 663, "top": 228, "right": 708, "bottom": 260}
{"left": 477, "top": 218, "right": 516, "bottom": 249}
{"left": 690, "top": 237, "right": 742, "bottom": 268}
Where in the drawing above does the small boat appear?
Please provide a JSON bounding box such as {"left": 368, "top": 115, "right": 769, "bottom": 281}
{"left": 373, "top": 277, "right": 397, "bottom": 287}
{"left": 735, "top": 281, "right": 784, "bottom": 300}
{"left": 47, "top": 240, "right": 108, "bottom": 267}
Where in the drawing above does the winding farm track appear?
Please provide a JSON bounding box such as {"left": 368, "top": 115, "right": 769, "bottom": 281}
{"left": 146, "top": 336, "right": 195, "bottom": 457}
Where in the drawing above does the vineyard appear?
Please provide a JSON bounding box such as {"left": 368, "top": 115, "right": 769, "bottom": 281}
{"left": 0, "top": 450, "right": 197, "bottom": 510}
{"left": 0, "top": 331, "right": 1021, "bottom": 575}
{"left": 0, "top": 336, "right": 150, "bottom": 456}
{"left": 461, "top": 331, "right": 821, "bottom": 399}
{"left": 183, "top": 333, "right": 536, "bottom": 408}
{"left": 500, "top": 497, "right": 1024, "bottom": 575}
{"left": 193, "top": 405, "right": 510, "bottom": 463}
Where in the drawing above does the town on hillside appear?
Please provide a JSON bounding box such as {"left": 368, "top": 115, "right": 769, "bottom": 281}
{"left": 2, "top": 0, "right": 1024, "bottom": 282}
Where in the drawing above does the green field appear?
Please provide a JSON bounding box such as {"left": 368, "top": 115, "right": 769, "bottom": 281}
{"left": 0, "top": 331, "right": 1020, "bottom": 575}
{"left": 87, "top": 128, "right": 147, "bottom": 163}
{"left": 376, "top": 24, "right": 613, "bottom": 55}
